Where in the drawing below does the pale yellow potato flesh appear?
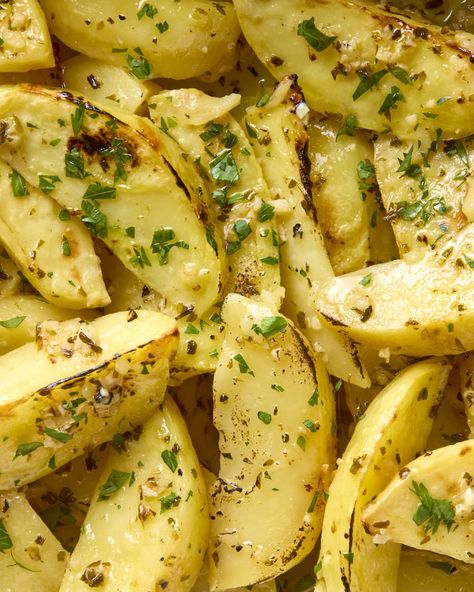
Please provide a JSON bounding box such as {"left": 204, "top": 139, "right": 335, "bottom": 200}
{"left": 374, "top": 135, "right": 470, "bottom": 254}
{"left": 244, "top": 79, "right": 370, "bottom": 387}
{"left": 59, "top": 396, "right": 209, "bottom": 592}
{"left": 209, "top": 293, "right": 336, "bottom": 589}
{"left": 0, "top": 159, "right": 110, "bottom": 309}
{"left": 233, "top": 0, "right": 474, "bottom": 141}
{"left": 363, "top": 440, "right": 474, "bottom": 564}
{"left": 63, "top": 54, "right": 160, "bottom": 114}
{"left": 458, "top": 353, "right": 474, "bottom": 437}
{"left": 0, "top": 294, "right": 97, "bottom": 355}
{"left": 0, "top": 491, "right": 68, "bottom": 592}
{"left": 316, "top": 357, "right": 451, "bottom": 592}
{"left": 39, "top": 0, "right": 240, "bottom": 80}
{"left": 397, "top": 548, "right": 474, "bottom": 592}
{"left": 0, "top": 0, "right": 54, "bottom": 72}
{"left": 314, "top": 223, "right": 474, "bottom": 356}
{"left": 0, "top": 84, "right": 224, "bottom": 317}
{"left": 0, "top": 310, "right": 177, "bottom": 490}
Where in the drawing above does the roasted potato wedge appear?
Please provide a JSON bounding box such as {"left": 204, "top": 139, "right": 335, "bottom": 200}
{"left": 0, "top": 310, "right": 177, "bottom": 490}
{"left": 315, "top": 357, "right": 451, "bottom": 592}
{"left": 0, "top": 84, "right": 224, "bottom": 317}
{"left": 363, "top": 439, "right": 474, "bottom": 564}
{"left": 0, "top": 159, "right": 110, "bottom": 309}
{"left": 234, "top": 0, "right": 474, "bottom": 141}
{"left": 245, "top": 77, "right": 370, "bottom": 386}
{"left": 148, "top": 88, "right": 282, "bottom": 305}
{"left": 314, "top": 223, "right": 474, "bottom": 356}
{"left": 0, "top": 0, "right": 54, "bottom": 72}
{"left": 0, "top": 491, "right": 67, "bottom": 592}
{"left": 375, "top": 134, "right": 471, "bottom": 254}
{"left": 40, "top": 0, "right": 240, "bottom": 80}
{"left": 59, "top": 396, "right": 208, "bottom": 592}
{"left": 209, "top": 293, "right": 336, "bottom": 589}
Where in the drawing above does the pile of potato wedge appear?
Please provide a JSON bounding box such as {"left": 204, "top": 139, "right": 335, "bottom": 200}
{"left": 0, "top": 1, "right": 474, "bottom": 591}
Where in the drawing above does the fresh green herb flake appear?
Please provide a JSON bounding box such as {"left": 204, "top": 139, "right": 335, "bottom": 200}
{"left": 303, "top": 419, "right": 319, "bottom": 432}
{"left": 0, "top": 316, "right": 26, "bottom": 329}
{"left": 426, "top": 560, "right": 456, "bottom": 575}
{"left": 161, "top": 449, "right": 178, "bottom": 473}
{"left": 0, "top": 519, "right": 12, "bottom": 553}
{"left": 184, "top": 323, "right": 199, "bottom": 335}
{"left": 260, "top": 256, "right": 279, "bottom": 265}
{"left": 359, "top": 273, "right": 372, "bottom": 287}
{"left": 297, "top": 17, "right": 337, "bottom": 52}
{"left": 410, "top": 480, "right": 456, "bottom": 535}
{"left": 43, "top": 427, "right": 72, "bottom": 443}
{"left": 130, "top": 246, "right": 152, "bottom": 268}
{"left": 9, "top": 170, "right": 29, "bottom": 197}
{"left": 296, "top": 435, "right": 306, "bottom": 451}
{"left": 389, "top": 66, "right": 412, "bottom": 85}
{"left": 83, "top": 183, "right": 116, "bottom": 200}
{"left": 337, "top": 114, "right": 358, "bottom": 139}
{"left": 256, "top": 94, "right": 270, "bottom": 108}
{"left": 98, "top": 470, "right": 131, "bottom": 501}
{"left": 378, "top": 85, "right": 405, "bottom": 114}
{"left": 353, "top": 69, "right": 388, "bottom": 102}
{"left": 137, "top": 3, "right": 157, "bottom": 19}
{"left": 258, "top": 202, "right": 275, "bottom": 222}
{"left": 233, "top": 354, "right": 254, "bottom": 376}
{"left": 65, "top": 148, "right": 86, "bottom": 179}
{"left": 125, "top": 226, "right": 135, "bottom": 238}
{"left": 127, "top": 49, "right": 152, "bottom": 80}
{"left": 308, "top": 389, "right": 319, "bottom": 406}
{"left": 81, "top": 199, "right": 108, "bottom": 238}
{"left": 39, "top": 174, "right": 61, "bottom": 194}
{"left": 257, "top": 411, "right": 272, "bottom": 425}
{"left": 14, "top": 442, "right": 43, "bottom": 458}
{"left": 233, "top": 219, "right": 252, "bottom": 242}
{"left": 61, "top": 236, "right": 71, "bottom": 257}
{"left": 209, "top": 149, "right": 240, "bottom": 184}
{"left": 308, "top": 492, "right": 319, "bottom": 513}
{"left": 160, "top": 491, "right": 180, "bottom": 513}
{"left": 71, "top": 103, "right": 85, "bottom": 136}
{"left": 156, "top": 21, "right": 169, "bottom": 33}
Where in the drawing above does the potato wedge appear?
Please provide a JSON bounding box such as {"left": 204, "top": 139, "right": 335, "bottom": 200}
{"left": 0, "top": 491, "right": 67, "bottom": 592}
{"left": 148, "top": 88, "right": 282, "bottom": 306}
{"left": 245, "top": 77, "right": 369, "bottom": 387}
{"left": 363, "top": 440, "right": 474, "bottom": 564}
{"left": 59, "top": 396, "right": 209, "bottom": 592}
{"left": 193, "top": 564, "right": 276, "bottom": 592}
{"left": 209, "top": 293, "right": 336, "bottom": 589}
{"left": 313, "top": 223, "right": 474, "bottom": 356}
{"left": 0, "top": 310, "right": 177, "bottom": 490}
{"left": 0, "top": 159, "right": 110, "bottom": 309}
{"left": 315, "top": 357, "right": 451, "bottom": 592}
{"left": 0, "top": 0, "right": 54, "bottom": 72}
{"left": 0, "top": 294, "right": 97, "bottom": 355}
{"left": 40, "top": 0, "right": 240, "bottom": 80}
{"left": 308, "top": 114, "right": 398, "bottom": 269}
{"left": 63, "top": 54, "right": 160, "bottom": 115}
{"left": 0, "top": 84, "right": 224, "bottom": 316}
{"left": 233, "top": 0, "right": 474, "bottom": 141}
{"left": 398, "top": 548, "right": 474, "bottom": 591}
{"left": 375, "top": 135, "right": 470, "bottom": 254}
{"left": 27, "top": 445, "right": 110, "bottom": 551}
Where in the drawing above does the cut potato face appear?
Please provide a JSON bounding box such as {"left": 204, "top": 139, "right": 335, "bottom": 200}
{"left": 0, "top": 491, "right": 67, "bottom": 592}
{"left": 459, "top": 353, "right": 474, "bottom": 437}
{"left": 0, "top": 294, "right": 97, "bottom": 355}
{"left": 40, "top": 0, "right": 240, "bottom": 80}
{"left": 148, "top": 88, "right": 282, "bottom": 306}
{"left": 59, "top": 396, "right": 209, "bottom": 592}
{"left": 245, "top": 78, "right": 369, "bottom": 388}
{"left": 363, "top": 440, "right": 474, "bottom": 564}
{"left": 209, "top": 293, "right": 336, "bottom": 589}
{"left": 0, "top": 84, "right": 224, "bottom": 316}
{"left": 63, "top": 54, "right": 160, "bottom": 114}
{"left": 314, "top": 223, "right": 474, "bottom": 356}
{"left": 316, "top": 357, "right": 451, "bottom": 592}
{"left": 0, "top": 159, "right": 110, "bottom": 309}
{"left": 0, "top": 0, "right": 54, "bottom": 72}
{"left": 0, "top": 310, "right": 177, "bottom": 490}
{"left": 0, "top": 248, "right": 22, "bottom": 297}
{"left": 375, "top": 135, "right": 470, "bottom": 254}
{"left": 398, "top": 548, "right": 474, "bottom": 592}
{"left": 233, "top": 0, "right": 474, "bottom": 141}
